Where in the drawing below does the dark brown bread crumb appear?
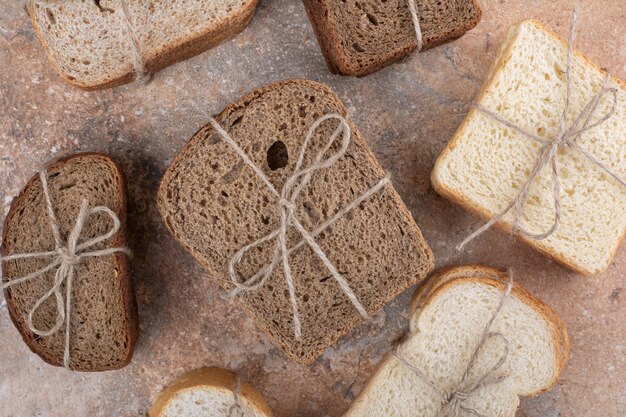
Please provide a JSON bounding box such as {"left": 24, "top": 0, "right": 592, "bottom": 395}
{"left": 302, "top": 0, "right": 482, "bottom": 77}
{"left": 158, "top": 79, "right": 434, "bottom": 364}
{"left": 2, "top": 153, "right": 138, "bottom": 371}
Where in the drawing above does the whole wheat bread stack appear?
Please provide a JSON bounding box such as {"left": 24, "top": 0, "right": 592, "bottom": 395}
{"left": 148, "top": 368, "right": 275, "bottom": 417}
{"left": 302, "top": 0, "right": 482, "bottom": 77}
{"left": 343, "top": 265, "right": 569, "bottom": 417}
{"left": 432, "top": 20, "right": 626, "bottom": 275}
{"left": 27, "top": 0, "right": 258, "bottom": 90}
{"left": 158, "top": 79, "right": 434, "bottom": 364}
{"left": 2, "top": 153, "right": 137, "bottom": 371}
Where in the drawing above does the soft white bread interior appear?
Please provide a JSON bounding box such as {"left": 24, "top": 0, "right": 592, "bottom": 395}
{"left": 343, "top": 265, "right": 569, "bottom": 417}
{"left": 148, "top": 368, "right": 275, "bottom": 417}
{"left": 431, "top": 20, "right": 626, "bottom": 275}
{"left": 27, "top": 0, "right": 257, "bottom": 90}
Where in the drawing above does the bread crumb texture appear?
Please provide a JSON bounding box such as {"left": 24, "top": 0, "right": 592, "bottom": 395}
{"left": 344, "top": 268, "right": 566, "bottom": 417}
{"left": 158, "top": 79, "right": 434, "bottom": 363}
{"left": 302, "top": 0, "right": 481, "bottom": 75}
{"left": 433, "top": 21, "right": 626, "bottom": 275}
{"left": 2, "top": 154, "right": 136, "bottom": 371}
{"left": 29, "top": 0, "right": 256, "bottom": 88}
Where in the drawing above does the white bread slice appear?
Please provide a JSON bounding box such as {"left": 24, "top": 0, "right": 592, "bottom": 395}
{"left": 27, "top": 0, "right": 258, "bottom": 90}
{"left": 148, "top": 368, "right": 275, "bottom": 417}
{"left": 343, "top": 265, "right": 569, "bottom": 417}
{"left": 431, "top": 20, "right": 626, "bottom": 275}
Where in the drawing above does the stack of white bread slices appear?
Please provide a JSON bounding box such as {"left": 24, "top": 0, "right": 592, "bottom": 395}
{"left": 432, "top": 20, "right": 626, "bottom": 275}
{"left": 343, "top": 266, "right": 569, "bottom": 417}
{"left": 149, "top": 368, "right": 275, "bottom": 417}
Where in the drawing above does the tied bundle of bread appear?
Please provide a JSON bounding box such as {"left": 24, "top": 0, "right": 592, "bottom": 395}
{"left": 344, "top": 266, "right": 569, "bottom": 417}
{"left": 302, "top": 0, "right": 482, "bottom": 76}
{"left": 433, "top": 16, "right": 626, "bottom": 275}
{"left": 26, "top": 0, "right": 259, "bottom": 90}
{"left": 158, "top": 79, "right": 435, "bottom": 364}
{"left": 149, "top": 368, "right": 275, "bottom": 417}
{"left": 1, "top": 154, "right": 137, "bottom": 371}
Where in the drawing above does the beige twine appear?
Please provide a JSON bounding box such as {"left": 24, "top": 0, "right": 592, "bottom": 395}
{"left": 0, "top": 171, "right": 131, "bottom": 369}
{"left": 407, "top": 0, "right": 424, "bottom": 52}
{"left": 393, "top": 273, "right": 513, "bottom": 417}
{"left": 207, "top": 113, "right": 390, "bottom": 339}
{"left": 458, "top": 9, "right": 625, "bottom": 251}
{"left": 28, "top": 0, "right": 149, "bottom": 83}
{"left": 228, "top": 374, "right": 245, "bottom": 417}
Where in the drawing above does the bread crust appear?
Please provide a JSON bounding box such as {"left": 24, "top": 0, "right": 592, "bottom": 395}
{"left": 1, "top": 153, "right": 138, "bottom": 371}
{"left": 408, "top": 265, "right": 569, "bottom": 393}
{"left": 26, "top": 1, "right": 258, "bottom": 91}
{"left": 157, "top": 78, "right": 434, "bottom": 364}
{"left": 148, "top": 367, "right": 275, "bottom": 417}
{"left": 301, "top": 0, "right": 482, "bottom": 77}
{"left": 344, "top": 265, "right": 569, "bottom": 416}
{"left": 431, "top": 19, "right": 626, "bottom": 275}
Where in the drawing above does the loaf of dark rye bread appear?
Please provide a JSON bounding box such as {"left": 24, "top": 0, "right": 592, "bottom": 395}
{"left": 2, "top": 153, "right": 138, "bottom": 371}
{"left": 27, "top": 0, "right": 258, "bottom": 90}
{"left": 158, "top": 79, "right": 435, "bottom": 364}
{"left": 302, "top": 0, "right": 482, "bottom": 77}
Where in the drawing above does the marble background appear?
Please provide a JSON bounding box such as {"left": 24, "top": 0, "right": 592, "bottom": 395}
{"left": 0, "top": 0, "right": 624, "bottom": 416}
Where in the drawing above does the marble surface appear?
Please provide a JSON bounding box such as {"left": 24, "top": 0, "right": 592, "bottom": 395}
{"left": 0, "top": 0, "right": 624, "bottom": 416}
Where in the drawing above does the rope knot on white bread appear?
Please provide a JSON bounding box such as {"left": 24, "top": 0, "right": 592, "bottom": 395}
{"left": 457, "top": 8, "right": 625, "bottom": 252}
{"left": 206, "top": 113, "right": 391, "bottom": 339}
{"left": 0, "top": 171, "right": 131, "bottom": 369}
{"left": 393, "top": 275, "right": 513, "bottom": 417}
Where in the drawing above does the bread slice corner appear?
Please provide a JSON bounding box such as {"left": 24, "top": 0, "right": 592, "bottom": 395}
{"left": 343, "top": 265, "right": 569, "bottom": 417}
{"left": 2, "top": 153, "right": 138, "bottom": 371}
{"left": 27, "top": 0, "right": 259, "bottom": 90}
{"left": 148, "top": 368, "right": 275, "bottom": 417}
{"left": 431, "top": 19, "right": 626, "bottom": 275}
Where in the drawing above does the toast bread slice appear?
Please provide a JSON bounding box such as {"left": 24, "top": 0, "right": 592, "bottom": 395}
{"left": 2, "top": 153, "right": 138, "bottom": 371}
{"left": 27, "top": 0, "right": 258, "bottom": 90}
{"left": 343, "top": 265, "right": 569, "bottom": 417}
{"left": 148, "top": 368, "right": 275, "bottom": 417}
{"left": 302, "top": 0, "right": 482, "bottom": 76}
{"left": 432, "top": 20, "right": 626, "bottom": 275}
{"left": 157, "top": 79, "right": 435, "bottom": 364}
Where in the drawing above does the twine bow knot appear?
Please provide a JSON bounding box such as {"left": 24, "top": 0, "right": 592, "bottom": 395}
{"left": 394, "top": 275, "right": 513, "bottom": 417}
{"left": 458, "top": 9, "right": 625, "bottom": 251}
{"left": 0, "top": 171, "right": 131, "bottom": 369}
{"left": 207, "top": 113, "right": 390, "bottom": 338}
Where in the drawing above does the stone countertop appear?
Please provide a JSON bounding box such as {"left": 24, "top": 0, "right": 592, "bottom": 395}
{"left": 0, "top": 0, "right": 624, "bottom": 416}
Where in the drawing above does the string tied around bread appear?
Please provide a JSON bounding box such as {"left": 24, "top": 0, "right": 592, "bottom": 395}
{"left": 0, "top": 171, "right": 131, "bottom": 370}
{"left": 27, "top": 0, "right": 150, "bottom": 84}
{"left": 228, "top": 373, "right": 245, "bottom": 417}
{"left": 407, "top": 0, "right": 424, "bottom": 52}
{"left": 457, "top": 8, "right": 625, "bottom": 251}
{"left": 207, "top": 112, "right": 391, "bottom": 339}
{"left": 393, "top": 273, "right": 513, "bottom": 417}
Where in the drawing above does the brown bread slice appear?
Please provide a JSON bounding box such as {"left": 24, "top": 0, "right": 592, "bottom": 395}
{"left": 158, "top": 79, "right": 435, "bottom": 364}
{"left": 302, "top": 0, "right": 482, "bottom": 77}
{"left": 27, "top": 0, "right": 258, "bottom": 90}
{"left": 2, "top": 153, "right": 138, "bottom": 371}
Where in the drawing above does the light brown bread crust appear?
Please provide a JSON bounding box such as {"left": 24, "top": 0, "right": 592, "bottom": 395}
{"left": 301, "top": 0, "right": 482, "bottom": 77}
{"left": 27, "top": 1, "right": 258, "bottom": 91}
{"left": 2, "top": 153, "right": 138, "bottom": 371}
{"left": 148, "top": 368, "right": 275, "bottom": 417}
{"left": 158, "top": 78, "right": 435, "bottom": 364}
{"left": 409, "top": 265, "right": 570, "bottom": 392}
{"left": 346, "top": 265, "right": 569, "bottom": 416}
{"left": 431, "top": 19, "right": 626, "bottom": 276}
